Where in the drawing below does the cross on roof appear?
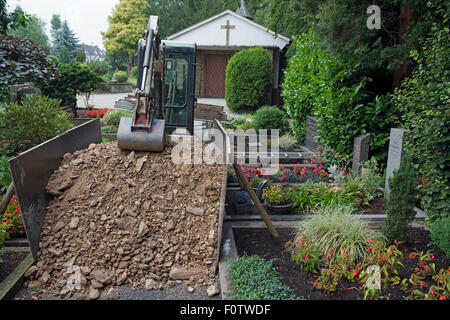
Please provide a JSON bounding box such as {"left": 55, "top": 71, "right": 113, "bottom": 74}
{"left": 220, "top": 19, "right": 235, "bottom": 46}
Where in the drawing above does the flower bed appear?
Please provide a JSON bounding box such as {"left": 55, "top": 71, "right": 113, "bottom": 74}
{"left": 0, "top": 194, "right": 25, "bottom": 238}
{"left": 233, "top": 227, "right": 450, "bottom": 300}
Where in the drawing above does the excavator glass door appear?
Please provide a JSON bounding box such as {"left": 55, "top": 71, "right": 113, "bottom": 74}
{"left": 162, "top": 41, "right": 196, "bottom": 135}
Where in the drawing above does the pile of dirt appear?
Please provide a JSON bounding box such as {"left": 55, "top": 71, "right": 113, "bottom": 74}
{"left": 23, "top": 141, "right": 224, "bottom": 299}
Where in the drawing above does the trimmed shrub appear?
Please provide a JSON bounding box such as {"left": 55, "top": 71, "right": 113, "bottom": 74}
{"left": 229, "top": 255, "right": 298, "bottom": 300}
{"left": 100, "top": 109, "right": 133, "bottom": 127}
{"left": 113, "top": 70, "right": 128, "bottom": 83}
{"left": 430, "top": 216, "right": 450, "bottom": 258}
{"left": 0, "top": 94, "right": 73, "bottom": 152}
{"left": 87, "top": 60, "right": 110, "bottom": 77}
{"left": 42, "top": 62, "right": 100, "bottom": 114}
{"left": 131, "top": 66, "right": 138, "bottom": 78}
{"left": 252, "top": 106, "right": 290, "bottom": 135}
{"left": 225, "top": 47, "right": 272, "bottom": 112}
{"left": 381, "top": 153, "right": 417, "bottom": 243}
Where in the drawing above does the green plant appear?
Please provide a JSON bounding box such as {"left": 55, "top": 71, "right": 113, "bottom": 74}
{"left": 0, "top": 222, "right": 8, "bottom": 263}
{"left": 430, "top": 217, "right": 450, "bottom": 258}
{"left": 285, "top": 234, "right": 323, "bottom": 273}
{"left": 358, "top": 240, "right": 404, "bottom": 300}
{"left": 279, "top": 133, "right": 297, "bottom": 152}
{"left": 281, "top": 29, "right": 337, "bottom": 142}
{"left": 100, "top": 109, "right": 133, "bottom": 127}
{"left": 101, "top": 125, "right": 118, "bottom": 134}
{"left": 42, "top": 61, "right": 100, "bottom": 116}
{"left": 131, "top": 66, "right": 138, "bottom": 78}
{"left": 225, "top": 47, "right": 272, "bottom": 112}
{"left": 393, "top": 22, "right": 450, "bottom": 222}
{"left": 293, "top": 182, "right": 356, "bottom": 212}
{"left": 0, "top": 152, "right": 12, "bottom": 192}
{"left": 408, "top": 250, "right": 437, "bottom": 277}
{"left": 0, "top": 94, "right": 73, "bottom": 152}
{"left": 343, "top": 167, "right": 383, "bottom": 206}
{"left": 252, "top": 106, "right": 290, "bottom": 135}
{"left": 113, "top": 70, "right": 128, "bottom": 83}
{"left": 291, "top": 205, "right": 386, "bottom": 265}
{"left": 86, "top": 60, "right": 110, "bottom": 77}
{"left": 381, "top": 152, "right": 417, "bottom": 243}
{"left": 229, "top": 255, "right": 298, "bottom": 300}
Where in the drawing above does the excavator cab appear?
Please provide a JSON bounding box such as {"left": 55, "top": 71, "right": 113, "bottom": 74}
{"left": 117, "top": 16, "right": 197, "bottom": 152}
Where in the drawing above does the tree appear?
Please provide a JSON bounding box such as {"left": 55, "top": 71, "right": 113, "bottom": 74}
{"left": 50, "top": 13, "right": 61, "bottom": 41}
{"left": 102, "top": 0, "right": 150, "bottom": 76}
{"left": 42, "top": 62, "right": 100, "bottom": 117}
{"left": 59, "top": 45, "right": 69, "bottom": 63}
{"left": 51, "top": 17, "right": 80, "bottom": 61}
{"left": 0, "top": 35, "right": 58, "bottom": 101}
{"left": 76, "top": 48, "right": 86, "bottom": 63}
{"left": 0, "top": 0, "right": 30, "bottom": 34}
{"left": 8, "top": 13, "right": 50, "bottom": 53}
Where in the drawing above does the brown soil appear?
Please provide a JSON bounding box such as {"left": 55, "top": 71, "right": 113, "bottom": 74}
{"left": 0, "top": 251, "right": 28, "bottom": 284}
{"left": 25, "top": 141, "right": 224, "bottom": 299}
{"left": 361, "top": 197, "right": 386, "bottom": 215}
{"left": 234, "top": 227, "right": 450, "bottom": 300}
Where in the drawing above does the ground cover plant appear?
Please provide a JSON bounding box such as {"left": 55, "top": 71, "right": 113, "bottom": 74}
{"left": 229, "top": 255, "right": 299, "bottom": 300}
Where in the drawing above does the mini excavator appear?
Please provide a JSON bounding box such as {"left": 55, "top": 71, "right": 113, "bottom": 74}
{"left": 117, "top": 15, "right": 197, "bottom": 151}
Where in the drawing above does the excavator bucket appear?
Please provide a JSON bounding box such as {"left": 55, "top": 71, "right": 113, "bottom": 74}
{"left": 117, "top": 117, "right": 166, "bottom": 152}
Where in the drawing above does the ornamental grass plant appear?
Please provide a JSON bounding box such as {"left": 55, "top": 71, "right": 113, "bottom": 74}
{"left": 288, "top": 205, "right": 387, "bottom": 265}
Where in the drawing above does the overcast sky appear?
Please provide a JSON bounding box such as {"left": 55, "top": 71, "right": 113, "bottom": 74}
{"left": 8, "top": 0, "right": 120, "bottom": 50}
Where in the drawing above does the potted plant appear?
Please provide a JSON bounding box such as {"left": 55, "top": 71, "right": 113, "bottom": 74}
{"left": 260, "top": 183, "right": 295, "bottom": 213}
{"left": 227, "top": 190, "right": 254, "bottom": 214}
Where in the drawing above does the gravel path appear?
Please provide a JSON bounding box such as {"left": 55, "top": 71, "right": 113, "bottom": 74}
{"left": 13, "top": 281, "right": 222, "bottom": 300}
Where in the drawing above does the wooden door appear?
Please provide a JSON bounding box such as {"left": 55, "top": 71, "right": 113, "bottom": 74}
{"left": 204, "top": 54, "right": 230, "bottom": 97}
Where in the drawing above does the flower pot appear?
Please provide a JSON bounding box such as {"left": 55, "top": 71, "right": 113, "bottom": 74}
{"left": 268, "top": 203, "right": 293, "bottom": 214}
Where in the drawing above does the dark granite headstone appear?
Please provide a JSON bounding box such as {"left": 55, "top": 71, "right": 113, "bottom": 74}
{"left": 384, "top": 128, "right": 405, "bottom": 200}
{"left": 305, "top": 116, "right": 319, "bottom": 151}
{"left": 352, "top": 133, "right": 370, "bottom": 173}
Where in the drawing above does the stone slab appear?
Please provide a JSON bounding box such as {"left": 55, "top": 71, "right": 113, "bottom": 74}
{"left": 384, "top": 128, "right": 405, "bottom": 199}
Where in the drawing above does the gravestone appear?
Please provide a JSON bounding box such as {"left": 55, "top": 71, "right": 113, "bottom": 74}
{"left": 384, "top": 128, "right": 405, "bottom": 200}
{"left": 9, "top": 83, "right": 41, "bottom": 104}
{"left": 305, "top": 116, "right": 319, "bottom": 151}
{"left": 352, "top": 133, "right": 370, "bottom": 173}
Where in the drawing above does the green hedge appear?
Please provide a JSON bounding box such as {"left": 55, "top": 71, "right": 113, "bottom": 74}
{"left": 282, "top": 29, "right": 399, "bottom": 160}
{"left": 392, "top": 24, "right": 450, "bottom": 222}
{"left": 225, "top": 47, "right": 272, "bottom": 112}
